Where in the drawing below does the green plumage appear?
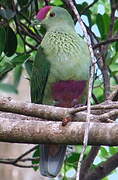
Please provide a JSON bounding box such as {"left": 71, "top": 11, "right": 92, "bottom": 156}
{"left": 31, "top": 6, "right": 91, "bottom": 177}
{"left": 31, "top": 17, "right": 90, "bottom": 104}
{"left": 31, "top": 47, "right": 50, "bottom": 104}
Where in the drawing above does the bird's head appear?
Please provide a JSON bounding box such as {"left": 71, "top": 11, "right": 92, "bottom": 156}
{"left": 33, "top": 6, "right": 74, "bottom": 31}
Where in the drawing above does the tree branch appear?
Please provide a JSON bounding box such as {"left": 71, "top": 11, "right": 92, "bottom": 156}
{"left": 0, "top": 145, "right": 39, "bottom": 168}
{"left": 94, "top": 36, "right": 118, "bottom": 48}
{"left": 0, "top": 97, "right": 118, "bottom": 124}
{"left": 12, "top": 145, "right": 38, "bottom": 164}
{"left": 0, "top": 160, "right": 38, "bottom": 168}
{"left": 80, "top": 146, "right": 100, "bottom": 179}
{"left": 100, "top": 0, "right": 116, "bottom": 99}
{"left": 0, "top": 116, "right": 118, "bottom": 145}
{"left": 84, "top": 152, "right": 118, "bottom": 180}
{"left": 0, "top": 157, "right": 39, "bottom": 163}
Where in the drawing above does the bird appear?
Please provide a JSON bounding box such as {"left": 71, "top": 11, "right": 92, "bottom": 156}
{"left": 31, "top": 5, "right": 91, "bottom": 178}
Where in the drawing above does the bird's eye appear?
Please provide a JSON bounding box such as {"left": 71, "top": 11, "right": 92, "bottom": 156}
{"left": 50, "top": 12, "right": 55, "bottom": 17}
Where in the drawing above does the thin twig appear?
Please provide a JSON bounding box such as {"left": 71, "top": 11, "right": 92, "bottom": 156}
{"left": 101, "top": 1, "right": 116, "bottom": 99}
{"left": 0, "top": 160, "right": 38, "bottom": 168}
{"left": 13, "top": 145, "right": 38, "bottom": 163}
{"left": 0, "top": 157, "right": 39, "bottom": 162}
{"left": 107, "top": 87, "right": 118, "bottom": 101}
{"left": 0, "top": 145, "right": 39, "bottom": 168}
{"left": 94, "top": 36, "right": 118, "bottom": 48}
{"left": 18, "top": 21, "right": 41, "bottom": 43}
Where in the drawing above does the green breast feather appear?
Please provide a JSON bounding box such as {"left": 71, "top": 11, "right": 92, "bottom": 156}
{"left": 41, "top": 31, "right": 90, "bottom": 80}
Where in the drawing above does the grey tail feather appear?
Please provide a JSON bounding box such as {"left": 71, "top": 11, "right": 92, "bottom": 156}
{"left": 40, "top": 144, "right": 66, "bottom": 177}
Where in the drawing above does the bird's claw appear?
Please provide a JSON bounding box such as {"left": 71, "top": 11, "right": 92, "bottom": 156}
{"left": 62, "top": 116, "right": 72, "bottom": 126}
{"left": 73, "top": 103, "right": 85, "bottom": 108}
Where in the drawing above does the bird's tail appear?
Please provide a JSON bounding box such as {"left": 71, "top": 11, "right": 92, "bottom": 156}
{"left": 40, "top": 144, "right": 66, "bottom": 177}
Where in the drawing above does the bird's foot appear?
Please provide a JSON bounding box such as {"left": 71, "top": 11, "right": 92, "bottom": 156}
{"left": 62, "top": 116, "right": 72, "bottom": 126}
{"left": 73, "top": 103, "right": 85, "bottom": 108}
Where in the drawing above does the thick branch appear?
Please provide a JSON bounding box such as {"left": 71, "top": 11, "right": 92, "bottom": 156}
{"left": 0, "top": 97, "right": 118, "bottom": 122}
{"left": 0, "top": 117, "right": 118, "bottom": 145}
{"left": 0, "top": 97, "right": 69, "bottom": 121}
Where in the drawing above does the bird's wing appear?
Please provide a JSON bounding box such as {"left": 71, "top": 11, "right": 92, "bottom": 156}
{"left": 31, "top": 46, "right": 50, "bottom": 104}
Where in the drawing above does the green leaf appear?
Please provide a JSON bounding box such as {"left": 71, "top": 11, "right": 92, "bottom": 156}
{"left": 93, "top": 81, "right": 104, "bottom": 103}
{"left": 66, "top": 153, "right": 79, "bottom": 164}
{"left": 13, "top": 65, "right": 23, "bottom": 88}
{"left": 16, "top": 35, "right": 25, "bottom": 53}
{"left": 0, "top": 27, "right": 6, "bottom": 56}
{"left": 0, "top": 54, "right": 30, "bottom": 77}
{"left": 51, "top": 0, "right": 63, "bottom": 6}
{"left": 114, "top": 20, "right": 118, "bottom": 32}
{"left": 0, "top": 83, "right": 18, "bottom": 93}
{"left": 32, "top": 146, "right": 40, "bottom": 171}
{"left": 109, "top": 147, "right": 118, "bottom": 155}
{"left": 110, "top": 63, "right": 118, "bottom": 72}
{"left": 100, "top": 147, "right": 109, "bottom": 159}
{"left": 96, "top": 14, "right": 105, "bottom": 39}
{"left": 96, "top": 14, "right": 110, "bottom": 39}
{"left": 4, "top": 26, "right": 17, "bottom": 57}
{"left": 86, "top": 10, "right": 92, "bottom": 27}
{"left": 115, "top": 42, "right": 118, "bottom": 51}
{"left": 63, "top": 177, "right": 68, "bottom": 180}
{"left": 111, "top": 71, "right": 118, "bottom": 76}
{"left": 102, "top": 177, "right": 109, "bottom": 180}
{"left": 103, "top": 14, "right": 110, "bottom": 36}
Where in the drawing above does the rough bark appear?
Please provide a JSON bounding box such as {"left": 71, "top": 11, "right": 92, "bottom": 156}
{"left": 80, "top": 146, "right": 100, "bottom": 179}
{"left": 0, "top": 116, "right": 118, "bottom": 145}
{"left": 0, "top": 97, "right": 118, "bottom": 123}
{"left": 84, "top": 152, "right": 118, "bottom": 180}
{"left": 0, "top": 97, "right": 118, "bottom": 145}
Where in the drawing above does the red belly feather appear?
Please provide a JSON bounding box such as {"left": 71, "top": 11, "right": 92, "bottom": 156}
{"left": 52, "top": 80, "right": 87, "bottom": 107}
